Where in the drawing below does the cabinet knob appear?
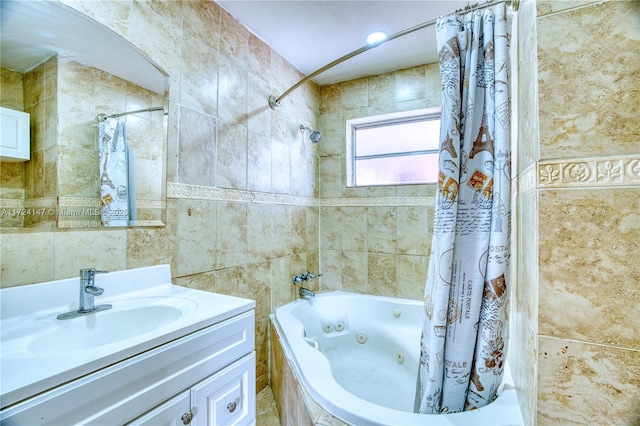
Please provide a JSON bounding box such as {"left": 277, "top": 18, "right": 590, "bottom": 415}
{"left": 181, "top": 412, "right": 193, "bottom": 425}
{"left": 227, "top": 401, "right": 237, "bottom": 413}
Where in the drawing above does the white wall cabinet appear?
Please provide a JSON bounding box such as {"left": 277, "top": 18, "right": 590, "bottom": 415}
{"left": 0, "top": 106, "right": 30, "bottom": 162}
{"left": 0, "top": 310, "right": 256, "bottom": 425}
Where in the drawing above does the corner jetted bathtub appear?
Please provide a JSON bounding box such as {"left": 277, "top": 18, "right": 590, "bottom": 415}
{"left": 272, "top": 291, "right": 523, "bottom": 426}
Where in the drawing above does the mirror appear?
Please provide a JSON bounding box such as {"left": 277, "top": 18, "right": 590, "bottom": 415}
{"left": 0, "top": 0, "right": 169, "bottom": 228}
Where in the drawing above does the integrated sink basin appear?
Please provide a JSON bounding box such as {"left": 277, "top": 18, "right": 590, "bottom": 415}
{"left": 25, "top": 298, "right": 195, "bottom": 355}
{"left": 0, "top": 265, "right": 256, "bottom": 410}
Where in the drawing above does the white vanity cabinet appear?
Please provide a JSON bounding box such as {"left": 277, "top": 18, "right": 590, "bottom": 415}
{"left": 129, "top": 353, "right": 256, "bottom": 426}
{"left": 1, "top": 309, "right": 256, "bottom": 426}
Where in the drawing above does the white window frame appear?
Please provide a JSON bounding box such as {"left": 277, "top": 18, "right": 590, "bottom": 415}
{"left": 345, "top": 106, "right": 441, "bottom": 187}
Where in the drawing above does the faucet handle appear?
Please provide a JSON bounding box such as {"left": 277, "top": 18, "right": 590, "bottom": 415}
{"left": 80, "top": 268, "right": 109, "bottom": 280}
{"left": 304, "top": 271, "right": 320, "bottom": 280}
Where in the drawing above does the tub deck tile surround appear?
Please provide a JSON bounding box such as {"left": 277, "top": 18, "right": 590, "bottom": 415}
{"left": 270, "top": 321, "right": 348, "bottom": 426}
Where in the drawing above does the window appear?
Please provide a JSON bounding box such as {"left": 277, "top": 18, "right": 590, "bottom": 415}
{"left": 346, "top": 107, "right": 441, "bottom": 187}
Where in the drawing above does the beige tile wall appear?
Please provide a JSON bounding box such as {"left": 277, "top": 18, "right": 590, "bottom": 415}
{"left": 317, "top": 65, "right": 440, "bottom": 300}
{"left": 512, "top": 0, "right": 640, "bottom": 424}
{"left": 0, "top": 0, "right": 320, "bottom": 394}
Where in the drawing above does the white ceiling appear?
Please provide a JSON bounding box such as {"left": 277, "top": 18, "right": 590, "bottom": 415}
{"left": 218, "top": 0, "right": 471, "bottom": 86}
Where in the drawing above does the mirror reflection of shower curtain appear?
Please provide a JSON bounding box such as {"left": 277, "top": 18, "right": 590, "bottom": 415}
{"left": 99, "top": 117, "right": 135, "bottom": 226}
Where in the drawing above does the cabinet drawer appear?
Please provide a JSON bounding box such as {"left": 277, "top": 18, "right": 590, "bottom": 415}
{"left": 191, "top": 353, "right": 256, "bottom": 426}
{"left": 127, "top": 390, "right": 191, "bottom": 426}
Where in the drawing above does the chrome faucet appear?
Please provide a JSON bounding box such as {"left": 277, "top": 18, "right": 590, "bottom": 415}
{"left": 292, "top": 271, "right": 320, "bottom": 298}
{"left": 57, "top": 268, "right": 112, "bottom": 320}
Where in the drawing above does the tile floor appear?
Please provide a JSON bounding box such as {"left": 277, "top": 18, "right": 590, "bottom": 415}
{"left": 257, "top": 386, "right": 280, "bottom": 426}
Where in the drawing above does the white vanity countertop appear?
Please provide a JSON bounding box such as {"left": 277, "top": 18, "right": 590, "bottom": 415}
{"left": 0, "top": 265, "right": 255, "bottom": 409}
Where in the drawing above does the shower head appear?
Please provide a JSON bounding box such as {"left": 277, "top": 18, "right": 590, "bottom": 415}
{"left": 300, "top": 125, "right": 322, "bottom": 143}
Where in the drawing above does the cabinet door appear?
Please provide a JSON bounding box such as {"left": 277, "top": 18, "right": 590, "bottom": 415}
{"left": 127, "top": 390, "right": 192, "bottom": 426}
{"left": 191, "top": 353, "right": 256, "bottom": 426}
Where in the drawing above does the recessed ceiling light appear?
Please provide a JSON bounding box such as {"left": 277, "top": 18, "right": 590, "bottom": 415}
{"left": 365, "top": 31, "right": 388, "bottom": 46}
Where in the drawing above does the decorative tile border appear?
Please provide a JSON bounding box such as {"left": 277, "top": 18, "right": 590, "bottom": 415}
{"left": 320, "top": 196, "right": 435, "bottom": 207}
{"left": 538, "top": 155, "right": 640, "bottom": 188}
{"left": 167, "top": 182, "right": 316, "bottom": 207}
{"left": 167, "top": 183, "right": 435, "bottom": 207}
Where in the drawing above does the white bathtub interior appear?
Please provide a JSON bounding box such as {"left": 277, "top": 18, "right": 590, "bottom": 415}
{"left": 273, "top": 291, "right": 524, "bottom": 426}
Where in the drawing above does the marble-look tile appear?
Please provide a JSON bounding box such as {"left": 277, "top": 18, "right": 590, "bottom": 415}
{"left": 255, "top": 317, "right": 270, "bottom": 392}
{"left": 538, "top": 188, "right": 640, "bottom": 348}
{"left": 174, "top": 271, "right": 216, "bottom": 293}
{"left": 319, "top": 154, "right": 343, "bottom": 199}
{"left": 368, "top": 252, "right": 397, "bottom": 296}
{"left": 395, "top": 65, "right": 427, "bottom": 103}
{"left": 180, "top": 34, "right": 219, "bottom": 118}
{"left": 537, "top": 337, "right": 640, "bottom": 425}
{"left": 0, "top": 230, "right": 54, "bottom": 287}
{"left": 130, "top": 0, "right": 182, "bottom": 79}
{"left": 247, "top": 203, "right": 274, "bottom": 263}
{"left": 248, "top": 33, "right": 271, "bottom": 80}
{"left": 175, "top": 198, "right": 217, "bottom": 277}
{"left": 177, "top": 107, "right": 217, "bottom": 187}
{"left": 395, "top": 254, "right": 428, "bottom": 300}
{"left": 517, "top": 191, "right": 538, "bottom": 331}
{"left": 247, "top": 131, "right": 272, "bottom": 192}
{"left": 367, "top": 206, "right": 397, "bottom": 253}
{"left": 217, "top": 121, "right": 248, "bottom": 190}
{"left": 319, "top": 207, "right": 342, "bottom": 250}
{"left": 396, "top": 205, "right": 430, "bottom": 256}
{"left": 247, "top": 77, "right": 273, "bottom": 139}
{"left": 536, "top": 0, "right": 601, "bottom": 17}
{"left": 517, "top": 0, "right": 539, "bottom": 172}
{"left": 1, "top": 67, "right": 24, "bottom": 109}
{"left": 341, "top": 250, "right": 368, "bottom": 294}
{"left": 94, "top": 71, "right": 127, "bottom": 118}
{"left": 290, "top": 206, "right": 307, "bottom": 254}
{"left": 182, "top": 0, "right": 221, "bottom": 50}
{"left": 60, "top": 0, "right": 132, "bottom": 41}
{"left": 319, "top": 249, "right": 342, "bottom": 291}
{"left": 318, "top": 111, "right": 343, "bottom": 157}
{"left": 57, "top": 94, "right": 95, "bottom": 153}
{"left": 218, "top": 55, "right": 248, "bottom": 124}
{"left": 57, "top": 146, "right": 97, "bottom": 198}
{"left": 53, "top": 229, "right": 126, "bottom": 280}
{"left": 271, "top": 139, "right": 291, "bottom": 194}
{"left": 57, "top": 59, "right": 94, "bottom": 100}
{"left": 23, "top": 61, "right": 45, "bottom": 108}
{"left": 341, "top": 77, "right": 368, "bottom": 111}
{"left": 126, "top": 199, "right": 177, "bottom": 270}
{"left": 424, "top": 62, "right": 441, "bottom": 108}
{"left": 0, "top": 163, "right": 25, "bottom": 199}
{"left": 220, "top": 9, "right": 250, "bottom": 66}
{"left": 271, "top": 205, "right": 292, "bottom": 259}
{"left": 341, "top": 206, "right": 367, "bottom": 251}
{"left": 246, "top": 261, "right": 272, "bottom": 320}
{"left": 319, "top": 84, "right": 341, "bottom": 115}
{"left": 216, "top": 202, "right": 248, "bottom": 268}
{"left": 270, "top": 323, "right": 285, "bottom": 425}
{"left": 256, "top": 386, "right": 280, "bottom": 426}
{"left": 368, "top": 72, "right": 395, "bottom": 111}
{"left": 537, "top": 0, "right": 640, "bottom": 159}
{"left": 270, "top": 256, "right": 294, "bottom": 309}
{"left": 510, "top": 308, "right": 538, "bottom": 425}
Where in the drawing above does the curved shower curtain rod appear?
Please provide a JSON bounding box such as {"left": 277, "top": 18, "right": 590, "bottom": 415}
{"left": 268, "top": 0, "right": 519, "bottom": 109}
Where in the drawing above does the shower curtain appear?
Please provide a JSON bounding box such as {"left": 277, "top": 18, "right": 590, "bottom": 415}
{"left": 418, "top": 3, "right": 511, "bottom": 414}
{"left": 99, "top": 117, "right": 133, "bottom": 226}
